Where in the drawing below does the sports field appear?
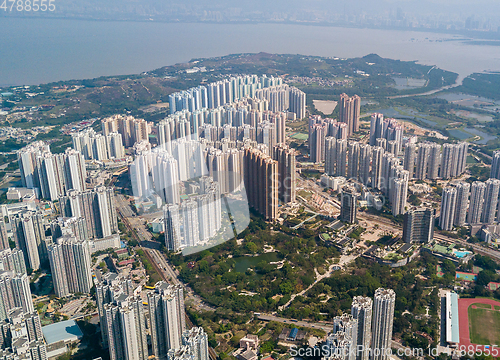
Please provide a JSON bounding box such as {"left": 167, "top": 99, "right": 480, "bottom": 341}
{"left": 290, "top": 132, "right": 308, "bottom": 140}
{"left": 459, "top": 298, "right": 500, "bottom": 346}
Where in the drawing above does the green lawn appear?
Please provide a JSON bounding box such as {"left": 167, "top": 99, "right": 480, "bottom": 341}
{"left": 468, "top": 305, "right": 500, "bottom": 345}
{"left": 290, "top": 133, "right": 309, "bottom": 140}
{"left": 466, "top": 155, "right": 479, "bottom": 164}
{"left": 473, "top": 303, "right": 492, "bottom": 309}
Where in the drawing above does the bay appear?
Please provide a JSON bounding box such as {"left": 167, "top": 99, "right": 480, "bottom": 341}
{"left": 2, "top": 18, "right": 500, "bottom": 86}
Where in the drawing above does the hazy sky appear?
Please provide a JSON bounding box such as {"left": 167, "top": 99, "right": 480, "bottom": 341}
{"left": 182, "top": 0, "right": 500, "bottom": 17}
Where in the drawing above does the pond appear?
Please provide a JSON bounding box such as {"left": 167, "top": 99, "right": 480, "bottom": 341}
{"left": 392, "top": 77, "right": 427, "bottom": 90}
{"left": 454, "top": 110, "right": 494, "bottom": 123}
{"left": 464, "top": 127, "right": 497, "bottom": 144}
{"left": 435, "top": 93, "right": 500, "bottom": 112}
{"left": 233, "top": 252, "right": 281, "bottom": 273}
{"left": 448, "top": 129, "right": 472, "bottom": 140}
{"left": 371, "top": 107, "right": 438, "bottom": 127}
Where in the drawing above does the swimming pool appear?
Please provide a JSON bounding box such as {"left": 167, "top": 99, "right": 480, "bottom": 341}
{"left": 454, "top": 250, "right": 472, "bottom": 258}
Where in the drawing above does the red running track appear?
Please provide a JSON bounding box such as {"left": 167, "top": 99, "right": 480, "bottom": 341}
{"left": 458, "top": 298, "right": 500, "bottom": 346}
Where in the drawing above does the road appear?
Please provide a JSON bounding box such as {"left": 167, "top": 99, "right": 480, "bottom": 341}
{"left": 115, "top": 192, "right": 215, "bottom": 312}
{"left": 147, "top": 248, "right": 214, "bottom": 312}
{"left": 115, "top": 190, "right": 217, "bottom": 360}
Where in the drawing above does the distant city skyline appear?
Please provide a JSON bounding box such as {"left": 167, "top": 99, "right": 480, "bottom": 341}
{"left": 2, "top": 0, "right": 500, "bottom": 35}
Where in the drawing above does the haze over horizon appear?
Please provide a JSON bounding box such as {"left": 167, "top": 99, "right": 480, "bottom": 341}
{"left": 1, "top": 0, "right": 499, "bottom": 25}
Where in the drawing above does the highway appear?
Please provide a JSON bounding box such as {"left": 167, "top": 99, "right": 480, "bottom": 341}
{"left": 115, "top": 189, "right": 217, "bottom": 359}
{"left": 115, "top": 192, "right": 215, "bottom": 312}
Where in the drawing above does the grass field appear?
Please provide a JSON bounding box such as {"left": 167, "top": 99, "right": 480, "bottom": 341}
{"left": 466, "top": 155, "right": 479, "bottom": 164}
{"left": 473, "top": 303, "right": 492, "bottom": 309}
{"left": 468, "top": 304, "right": 500, "bottom": 345}
{"left": 290, "top": 132, "right": 309, "bottom": 140}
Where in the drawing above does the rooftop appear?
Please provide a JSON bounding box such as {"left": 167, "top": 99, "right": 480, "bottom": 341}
{"left": 42, "top": 320, "right": 83, "bottom": 345}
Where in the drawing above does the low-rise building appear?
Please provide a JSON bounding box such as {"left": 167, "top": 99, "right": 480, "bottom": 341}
{"left": 239, "top": 334, "right": 259, "bottom": 351}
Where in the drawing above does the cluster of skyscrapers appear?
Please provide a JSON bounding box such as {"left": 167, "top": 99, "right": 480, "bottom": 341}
{"left": 47, "top": 235, "right": 92, "bottom": 297}
{"left": 0, "top": 212, "right": 43, "bottom": 360}
{"left": 326, "top": 137, "right": 409, "bottom": 217}
{"left": 439, "top": 178, "right": 500, "bottom": 231}
{"left": 317, "top": 110, "right": 469, "bottom": 219}
{"left": 15, "top": 137, "right": 120, "bottom": 302}
{"left": 369, "top": 114, "right": 403, "bottom": 154}
{"left": 0, "top": 245, "right": 44, "bottom": 358}
{"left": 404, "top": 142, "right": 468, "bottom": 181}
{"left": 18, "top": 141, "right": 86, "bottom": 201}
{"left": 168, "top": 75, "right": 306, "bottom": 119}
{"left": 339, "top": 94, "right": 361, "bottom": 136}
{"left": 158, "top": 95, "right": 295, "bottom": 154}
{"left": 59, "top": 185, "right": 118, "bottom": 240}
{"left": 96, "top": 274, "right": 208, "bottom": 360}
{"left": 72, "top": 127, "right": 125, "bottom": 161}
{"left": 324, "top": 288, "right": 395, "bottom": 360}
{"left": 309, "top": 115, "right": 349, "bottom": 163}
{"left": 164, "top": 177, "right": 222, "bottom": 252}
{"left": 127, "top": 75, "right": 302, "bottom": 250}
{"left": 101, "top": 114, "right": 150, "bottom": 148}
{"left": 0, "top": 306, "right": 46, "bottom": 360}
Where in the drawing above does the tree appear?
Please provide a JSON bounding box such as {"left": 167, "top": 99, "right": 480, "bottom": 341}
{"left": 279, "top": 281, "right": 294, "bottom": 295}
{"left": 441, "top": 260, "right": 456, "bottom": 277}
{"left": 245, "top": 242, "right": 258, "bottom": 253}
{"left": 475, "top": 255, "right": 498, "bottom": 272}
{"left": 476, "top": 270, "right": 494, "bottom": 286}
{"left": 260, "top": 340, "right": 277, "bottom": 354}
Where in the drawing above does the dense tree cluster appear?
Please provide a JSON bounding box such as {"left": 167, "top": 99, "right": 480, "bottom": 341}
{"left": 169, "top": 215, "right": 339, "bottom": 313}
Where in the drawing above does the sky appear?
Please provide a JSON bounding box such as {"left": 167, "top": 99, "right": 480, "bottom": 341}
{"left": 178, "top": 0, "right": 500, "bottom": 17}
{"left": 5, "top": 0, "right": 500, "bottom": 22}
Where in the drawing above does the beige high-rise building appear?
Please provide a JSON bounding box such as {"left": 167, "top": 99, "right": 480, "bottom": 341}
{"left": 309, "top": 122, "right": 326, "bottom": 163}
{"left": 416, "top": 143, "right": 441, "bottom": 180}
{"left": 102, "top": 115, "right": 150, "bottom": 148}
{"left": 18, "top": 141, "right": 87, "bottom": 201}
{"left": 339, "top": 94, "right": 361, "bottom": 136}
{"left": 0, "top": 271, "right": 34, "bottom": 319}
{"left": 11, "top": 211, "right": 44, "bottom": 271}
{"left": 403, "top": 143, "right": 416, "bottom": 179}
{"left": 59, "top": 186, "right": 118, "bottom": 240}
{"left": 325, "top": 137, "right": 338, "bottom": 177}
{"left": 244, "top": 147, "right": 278, "bottom": 221}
